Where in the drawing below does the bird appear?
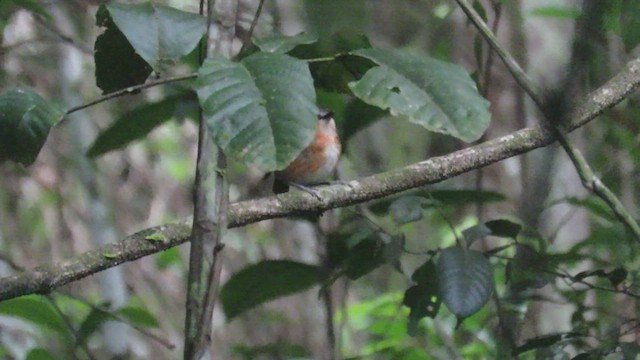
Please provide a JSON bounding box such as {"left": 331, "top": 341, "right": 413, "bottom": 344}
{"left": 272, "top": 108, "right": 341, "bottom": 196}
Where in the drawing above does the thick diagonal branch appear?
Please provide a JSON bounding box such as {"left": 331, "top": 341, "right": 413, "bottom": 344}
{"left": 0, "top": 56, "right": 639, "bottom": 302}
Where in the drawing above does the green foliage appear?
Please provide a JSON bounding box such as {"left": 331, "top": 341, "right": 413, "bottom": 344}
{"left": 220, "top": 260, "right": 324, "bottom": 320}
{"left": 94, "top": 5, "right": 153, "bottom": 93}
{"left": 289, "top": 32, "right": 374, "bottom": 93}
{"left": 77, "top": 308, "right": 111, "bottom": 346}
{"left": 389, "top": 196, "right": 427, "bottom": 225}
{"left": 155, "top": 246, "right": 181, "bottom": 270}
{"left": 529, "top": 5, "right": 582, "bottom": 19}
{"left": 252, "top": 32, "right": 318, "bottom": 54}
{"left": 0, "top": 88, "right": 60, "bottom": 166}
{"left": 9, "top": 1, "right": 640, "bottom": 358}
{"left": 370, "top": 189, "right": 506, "bottom": 215}
{"left": 117, "top": 305, "right": 159, "bottom": 328}
{"left": 304, "top": 0, "right": 368, "bottom": 38}
{"left": 87, "top": 92, "right": 198, "bottom": 157}
{"left": 403, "top": 260, "right": 441, "bottom": 336}
{"left": 437, "top": 247, "right": 493, "bottom": 319}
{"left": 0, "top": 295, "right": 72, "bottom": 341}
{"left": 349, "top": 48, "right": 491, "bottom": 142}
{"left": 620, "top": 0, "right": 640, "bottom": 51}
{"left": 25, "top": 348, "right": 57, "bottom": 360}
{"left": 194, "top": 53, "right": 317, "bottom": 171}
{"left": 105, "top": 2, "right": 206, "bottom": 71}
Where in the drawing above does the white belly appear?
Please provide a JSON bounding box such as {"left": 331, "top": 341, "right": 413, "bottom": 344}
{"left": 303, "top": 142, "right": 341, "bottom": 184}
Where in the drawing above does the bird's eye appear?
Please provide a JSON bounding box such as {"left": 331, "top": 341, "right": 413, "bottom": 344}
{"left": 318, "top": 108, "right": 333, "bottom": 121}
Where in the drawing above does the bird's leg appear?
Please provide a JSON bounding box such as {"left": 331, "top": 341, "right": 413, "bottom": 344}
{"left": 289, "top": 182, "right": 322, "bottom": 200}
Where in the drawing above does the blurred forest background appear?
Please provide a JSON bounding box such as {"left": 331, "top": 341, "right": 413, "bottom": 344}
{"left": 1, "top": 0, "right": 640, "bottom": 359}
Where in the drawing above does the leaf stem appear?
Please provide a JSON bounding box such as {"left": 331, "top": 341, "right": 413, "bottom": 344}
{"left": 59, "top": 73, "right": 197, "bottom": 125}
{"left": 238, "top": 0, "right": 266, "bottom": 56}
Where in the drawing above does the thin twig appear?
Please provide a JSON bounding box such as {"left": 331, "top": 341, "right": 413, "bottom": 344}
{"left": 62, "top": 292, "right": 176, "bottom": 350}
{"left": 429, "top": 194, "right": 463, "bottom": 246}
{"left": 34, "top": 16, "right": 93, "bottom": 54}
{"left": 238, "top": 0, "right": 266, "bottom": 56}
{"left": 45, "top": 295, "right": 97, "bottom": 360}
{"left": 59, "top": 73, "right": 197, "bottom": 125}
{"left": 455, "top": 0, "right": 640, "bottom": 241}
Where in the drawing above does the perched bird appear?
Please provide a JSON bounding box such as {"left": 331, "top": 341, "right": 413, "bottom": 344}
{"left": 273, "top": 108, "right": 341, "bottom": 195}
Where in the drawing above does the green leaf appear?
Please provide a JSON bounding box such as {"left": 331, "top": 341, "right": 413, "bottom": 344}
{"left": 194, "top": 53, "right": 317, "bottom": 171}
{"left": 25, "top": 348, "right": 57, "bottom": 360}
{"left": 429, "top": 189, "right": 506, "bottom": 205}
{"left": 77, "top": 308, "right": 112, "bottom": 346}
{"left": 145, "top": 232, "right": 166, "bottom": 242}
{"left": 106, "top": 3, "right": 206, "bottom": 70}
{"left": 0, "top": 295, "right": 71, "bottom": 340}
{"left": 341, "top": 98, "right": 387, "bottom": 141}
{"left": 403, "top": 260, "right": 442, "bottom": 336}
{"left": 94, "top": 5, "right": 152, "bottom": 93}
{"left": 564, "top": 196, "right": 616, "bottom": 222}
{"left": 118, "top": 306, "right": 159, "bottom": 328}
{"left": 87, "top": 93, "right": 198, "bottom": 157}
{"left": 0, "top": 88, "right": 59, "bottom": 166}
{"left": 437, "top": 247, "right": 493, "bottom": 318}
{"left": 155, "top": 246, "right": 181, "bottom": 270}
{"left": 529, "top": 6, "right": 582, "bottom": 18}
{"left": 506, "top": 244, "right": 554, "bottom": 293}
{"left": 253, "top": 32, "right": 318, "bottom": 54}
{"left": 220, "top": 260, "right": 324, "bottom": 320}
{"left": 349, "top": 48, "right": 491, "bottom": 142}
{"left": 462, "top": 223, "right": 492, "bottom": 246}
{"left": 344, "top": 237, "right": 386, "bottom": 280}
{"left": 607, "top": 267, "right": 627, "bottom": 287}
{"left": 103, "top": 251, "right": 118, "bottom": 259}
{"left": 389, "top": 196, "right": 425, "bottom": 225}
{"left": 485, "top": 219, "right": 522, "bottom": 239}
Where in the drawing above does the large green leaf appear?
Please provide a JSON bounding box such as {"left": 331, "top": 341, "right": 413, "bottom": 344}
{"left": 437, "top": 247, "right": 493, "bottom": 318}
{"left": 95, "top": 5, "right": 152, "bottom": 93}
{"left": 0, "top": 295, "right": 72, "bottom": 341}
{"left": 87, "top": 92, "right": 198, "bottom": 157}
{"left": 194, "top": 53, "right": 317, "bottom": 171}
{"left": 0, "top": 88, "right": 59, "bottom": 166}
{"left": 106, "top": 3, "right": 206, "bottom": 70}
{"left": 220, "top": 260, "right": 323, "bottom": 320}
{"left": 349, "top": 48, "right": 491, "bottom": 142}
